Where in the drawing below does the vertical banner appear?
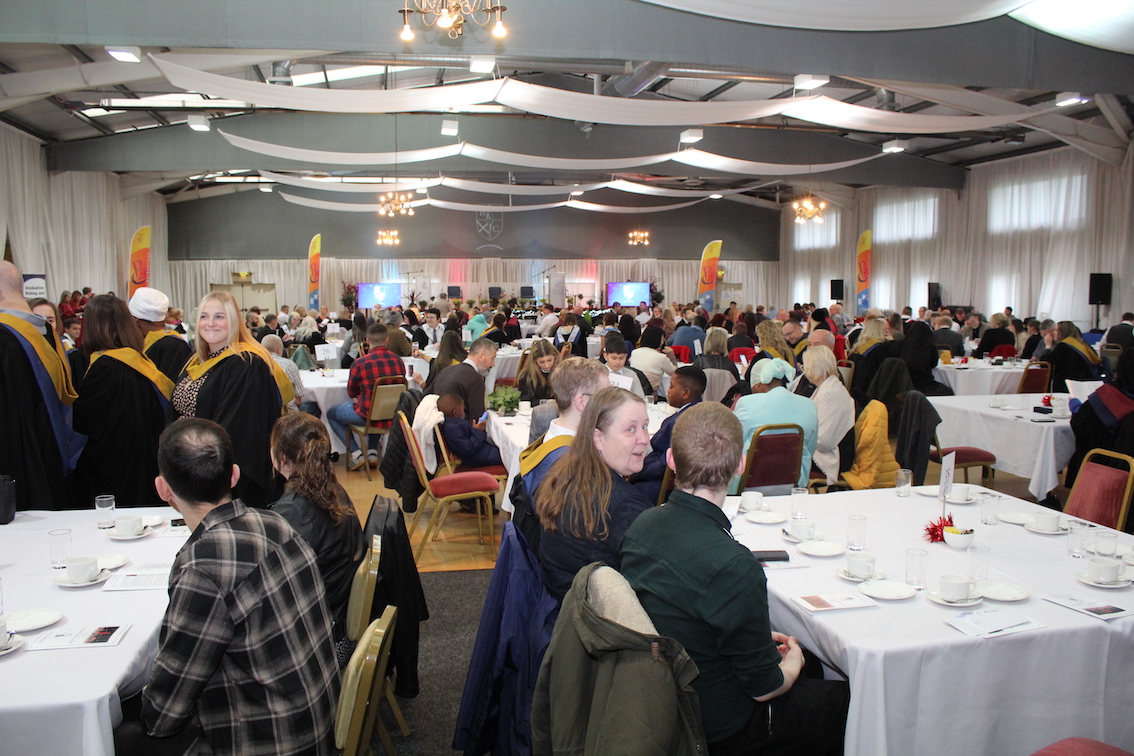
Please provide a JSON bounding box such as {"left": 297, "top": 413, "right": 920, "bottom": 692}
{"left": 696, "top": 239, "right": 723, "bottom": 313}
{"left": 855, "top": 230, "right": 872, "bottom": 312}
{"left": 128, "top": 226, "right": 151, "bottom": 298}
{"left": 307, "top": 234, "right": 321, "bottom": 312}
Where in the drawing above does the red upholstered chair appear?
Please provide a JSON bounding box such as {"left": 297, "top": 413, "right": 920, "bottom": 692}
{"left": 990, "top": 344, "right": 1018, "bottom": 359}
{"left": 1064, "top": 449, "right": 1134, "bottom": 531}
{"left": 434, "top": 425, "right": 509, "bottom": 482}
{"left": 671, "top": 345, "right": 692, "bottom": 363}
{"left": 729, "top": 347, "right": 757, "bottom": 364}
{"left": 1028, "top": 738, "right": 1134, "bottom": 756}
{"left": 397, "top": 411, "right": 500, "bottom": 560}
{"left": 833, "top": 334, "right": 847, "bottom": 361}
{"left": 1018, "top": 361, "right": 1051, "bottom": 394}
{"left": 742, "top": 424, "right": 804, "bottom": 491}
{"left": 930, "top": 433, "right": 996, "bottom": 486}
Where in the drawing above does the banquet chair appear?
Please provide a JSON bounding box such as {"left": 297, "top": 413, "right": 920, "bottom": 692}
{"left": 1028, "top": 737, "right": 1134, "bottom": 756}
{"left": 397, "top": 411, "right": 500, "bottom": 560}
{"left": 558, "top": 343, "right": 573, "bottom": 359}
{"left": 833, "top": 334, "right": 847, "bottom": 361}
{"left": 286, "top": 343, "right": 310, "bottom": 360}
{"left": 1063, "top": 449, "right": 1134, "bottom": 531}
{"left": 836, "top": 360, "right": 855, "bottom": 391}
{"left": 938, "top": 349, "right": 953, "bottom": 365}
{"left": 347, "top": 378, "right": 408, "bottom": 481}
{"left": 671, "top": 345, "right": 692, "bottom": 363}
{"left": 656, "top": 466, "right": 676, "bottom": 507}
{"left": 1100, "top": 344, "right": 1123, "bottom": 364}
{"left": 1018, "top": 361, "right": 1051, "bottom": 394}
{"left": 729, "top": 347, "right": 756, "bottom": 364}
{"left": 930, "top": 433, "right": 996, "bottom": 486}
{"left": 434, "top": 425, "right": 509, "bottom": 484}
{"left": 517, "top": 347, "right": 532, "bottom": 374}
{"left": 742, "top": 424, "right": 804, "bottom": 493}
{"left": 335, "top": 607, "right": 400, "bottom": 756}
{"left": 702, "top": 368, "right": 738, "bottom": 404}
{"left": 989, "top": 344, "right": 1018, "bottom": 360}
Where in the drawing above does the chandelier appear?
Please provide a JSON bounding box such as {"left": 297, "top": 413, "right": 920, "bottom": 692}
{"left": 793, "top": 195, "right": 826, "bottom": 224}
{"left": 628, "top": 230, "right": 650, "bottom": 246}
{"left": 399, "top": 0, "right": 507, "bottom": 40}
{"left": 378, "top": 190, "right": 415, "bottom": 217}
{"left": 377, "top": 229, "right": 401, "bottom": 246}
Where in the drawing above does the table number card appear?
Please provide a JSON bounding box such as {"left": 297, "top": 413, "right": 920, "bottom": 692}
{"left": 939, "top": 451, "right": 956, "bottom": 514}
{"left": 314, "top": 344, "right": 336, "bottom": 362}
{"left": 608, "top": 372, "right": 634, "bottom": 391}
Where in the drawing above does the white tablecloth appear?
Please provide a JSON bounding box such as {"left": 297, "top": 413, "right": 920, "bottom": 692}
{"left": 730, "top": 487, "right": 1134, "bottom": 756}
{"left": 485, "top": 351, "right": 522, "bottom": 394}
{"left": 303, "top": 360, "right": 428, "bottom": 454}
{"left": 0, "top": 506, "right": 187, "bottom": 756}
{"left": 929, "top": 393, "right": 1075, "bottom": 499}
{"left": 933, "top": 363, "right": 1026, "bottom": 395}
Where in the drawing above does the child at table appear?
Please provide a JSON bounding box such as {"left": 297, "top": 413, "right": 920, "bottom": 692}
{"left": 438, "top": 393, "right": 504, "bottom": 468}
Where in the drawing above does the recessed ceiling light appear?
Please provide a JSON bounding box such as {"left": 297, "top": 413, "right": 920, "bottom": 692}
{"left": 105, "top": 46, "right": 142, "bottom": 63}
{"left": 570, "top": 190, "right": 584, "bottom": 196}
{"left": 441, "top": 119, "right": 459, "bottom": 136}
{"left": 259, "top": 185, "right": 273, "bottom": 192}
{"left": 187, "top": 114, "right": 210, "bottom": 132}
{"left": 469, "top": 56, "right": 496, "bottom": 74}
{"left": 679, "top": 128, "right": 703, "bottom": 144}
{"left": 882, "top": 139, "right": 909, "bottom": 153}
{"left": 1055, "top": 91, "right": 1088, "bottom": 107}
{"left": 794, "top": 74, "right": 830, "bottom": 90}
{"left": 709, "top": 193, "right": 723, "bottom": 199}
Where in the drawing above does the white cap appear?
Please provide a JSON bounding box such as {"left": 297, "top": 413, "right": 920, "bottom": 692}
{"left": 128, "top": 287, "right": 170, "bottom": 322}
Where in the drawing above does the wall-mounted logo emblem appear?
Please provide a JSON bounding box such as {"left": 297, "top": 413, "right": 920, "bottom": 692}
{"left": 476, "top": 211, "right": 503, "bottom": 241}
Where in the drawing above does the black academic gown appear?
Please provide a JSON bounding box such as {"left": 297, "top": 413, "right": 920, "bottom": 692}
{"left": 180, "top": 352, "right": 282, "bottom": 508}
{"left": 146, "top": 333, "right": 194, "bottom": 384}
{"left": 0, "top": 325, "right": 73, "bottom": 510}
{"left": 73, "top": 356, "right": 169, "bottom": 507}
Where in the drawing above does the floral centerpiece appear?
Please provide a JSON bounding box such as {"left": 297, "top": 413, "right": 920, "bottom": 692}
{"left": 487, "top": 386, "right": 521, "bottom": 415}
{"left": 340, "top": 281, "right": 358, "bottom": 311}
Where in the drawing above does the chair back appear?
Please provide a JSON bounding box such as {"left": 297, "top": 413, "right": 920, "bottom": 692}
{"left": 671, "top": 345, "right": 692, "bottom": 363}
{"left": 335, "top": 606, "right": 398, "bottom": 756}
{"left": 742, "top": 424, "right": 804, "bottom": 490}
{"left": 345, "top": 534, "right": 382, "bottom": 642}
{"left": 435, "top": 424, "right": 457, "bottom": 475}
{"left": 656, "top": 466, "right": 676, "bottom": 507}
{"left": 729, "top": 347, "right": 756, "bottom": 364}
{"left": 938, "top": 349, "right": 953, "bottom": 365}
{"left": 368, "top": 378, "right": 408, "bottom": 424}
{"left": 833, "top": 334, "right": 847, "bottom": 361}
{"left": 397, "top": 410, "right": 433, "bottom": 489}
{"left": 702, "top": 368, "right": 738, "bottom": 404}
{"left": 558, "top": 343, "right": 572, "bottom": 359}
{"left": 1100, "top": 344, "right": 1123, "bottom": 363}
{"left": 837, "top": 359, "right": 855, "bottom": 390}
{"left": 1018, "top": 361, "right": 1051, "bottom": 394}
{"left": 517, "top": 347, "right": 532, "bottom": 374}
{"left": 989, "top": 344, "right": 1018, "bottom": 359}
{"left": 1065, "top": 449, "right": 1134, "bottom": 531}
{"left": 286, "top": 343, "right": 309, "bottom": 359}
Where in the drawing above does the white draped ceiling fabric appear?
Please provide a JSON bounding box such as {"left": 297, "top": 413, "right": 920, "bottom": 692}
{"left": 152, "top": 57, "right": 1042, "bottom": 135}
{"left": 278, "top": 191, "right": 706, "bottom": 214}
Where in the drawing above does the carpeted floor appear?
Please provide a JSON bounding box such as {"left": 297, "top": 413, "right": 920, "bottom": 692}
{"left": 378, "top": 568, "right": 493, "bottom": 755}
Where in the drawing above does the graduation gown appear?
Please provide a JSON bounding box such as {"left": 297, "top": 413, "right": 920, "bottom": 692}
{"left": 144, "top": 329, "right": 194, "bottom": 384}
{"left": 73, "top": 349, "right": 172, "bottom": 508}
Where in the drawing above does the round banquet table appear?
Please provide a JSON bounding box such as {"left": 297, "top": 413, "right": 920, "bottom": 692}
{"left": 932, "top": 362, "right": 1026, "bottom": 395}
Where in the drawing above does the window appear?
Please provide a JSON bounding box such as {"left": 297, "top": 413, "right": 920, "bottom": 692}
{"left": 988, "top": 173, "right": 1087, "bottom": 233}
{"left": 793, "top": 208, "right": 840, "bottom": 250}
{"left": 873, "top": 195, "right": 938, "bottom": 243}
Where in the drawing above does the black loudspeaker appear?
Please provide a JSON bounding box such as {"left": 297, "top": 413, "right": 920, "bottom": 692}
{"left": 830, "top": 279, "right": 845, "bottom": 301}
{"left": 1089, "top": 273, "right": 1113, "bottom": 305}
{"left": 489, "top": 286, "right": 503, "bottom": 299}
{"left": 521, "top": 285, "right": 535, "bottom": 299}
{"left": 928, "top": 282, "right": 943, "bottom": 311}
{"left": 447, "top": 285, "right": 462, "bottom": 298}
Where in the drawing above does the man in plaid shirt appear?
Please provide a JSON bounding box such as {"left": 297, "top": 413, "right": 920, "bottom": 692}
{"left": 327, "top": 323, "right": 406, "bottom": 469}
{"left": 129, "top": 418, "right": 339, "bottom": 755}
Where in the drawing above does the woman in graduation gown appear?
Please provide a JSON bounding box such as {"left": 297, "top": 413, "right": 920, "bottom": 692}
{"left": 1050, "top": 320, "right": 1102, "bottom": 393}
{"left": 73, "top": 295, "right": 172, "bottom": 507}
{"left": 173, "top": 291, "right": 293, "bottom": 508}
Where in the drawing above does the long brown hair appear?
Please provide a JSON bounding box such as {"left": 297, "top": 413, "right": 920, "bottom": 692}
{"left": 82, "top": 294, "right": 145, "bottom": 355}
{"left": 426, "top": 330, "right": 468, "bottom": 389}
{"left": 517, "top": 339, "right": 560, "bottom": 397}
{"left": 270, "top": 413, "right": 353, "bottom": 524}
{"left": 536, "top": 387, "right": 646, "bottom": 539}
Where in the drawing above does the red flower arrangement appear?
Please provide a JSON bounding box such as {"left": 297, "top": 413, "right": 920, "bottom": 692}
{"left": 924, "top": 515, "right": 955, "bottom": 543}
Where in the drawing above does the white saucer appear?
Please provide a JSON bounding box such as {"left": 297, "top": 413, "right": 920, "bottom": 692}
{"left": 798, "top": 541, "right": 846, "bottom": 557}
{"left": 836, "top": 568, "right": 886, "bottom": 583}
{"left": 1, "top": 608, "right": 63, "bottom": 633}
{"left": 945, "top": 496, "right": 977, "bottom": 505}
{"left": 1122, "top": 553, "right": 1134, "bottom": 568}
{"left": 999, "top": 512, "right": 1032, "bottom": 526}
{"left": 859, "top": 580, "right": 916, "bottom": 600}
{"left": 914, "top": 486, "right": 940, "bottom": 498}
{"left": 781, "top": 529, "right": 825, "bottom": 544}
{"left": 975, "top": 581, "right": 1030, "bottom": 602}
{"left": 1025, "top": 523, "right": 1068, "bottom": 536}
{"left": 97, "top": 554, "right": 128, "bottom": 571}
{"left": 926, "top": 590, "right": 983, "bottom": 607}
{"left": 142, "top": 515, "right": 164, "bottom": 528}
{"left": 1075, "top": 572, "right": 1132, "bottom": 589}
{"left": 745, "top": 511, "right": 788, "bottom": 525}
{"left": 107, "top": 526, "right": 153, "bottom": 541}
{"left": 0, "top": 635, "right": 26, "bottom": 658}
{"left": 53, "top": 569, "right": 111, "bottom": 588}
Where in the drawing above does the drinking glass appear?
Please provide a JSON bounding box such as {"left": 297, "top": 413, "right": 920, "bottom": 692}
{"left": 1067, "top": 520, "right": 1091, "bottom": 558}
{"left": 980, "top": 494, "right": 1000, "bottom": 526}
{"left": 905, "top": 548, "right": 928, "bottom": 590}
{"left": 95, "top": 494, "right": 116, "bottom": 529}
{"left": 48, "top": 529, "right": 71, "bottom": 569}
{"left": 847, "top": 514, "right": 867, "bottom": 552}
{"left": 1095, "top": 531, "right": 1118, "bottom": 558}
{"left": 895, "top": 469, "right": 912, "bottom": 497}
{"left": 790, "top": 488, "right": 809, "bottom": 520}
{"left": 969, "top": 545, "right": 990, "bottom": 581}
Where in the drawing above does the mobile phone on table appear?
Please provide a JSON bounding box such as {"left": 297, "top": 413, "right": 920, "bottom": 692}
{"left": 752, "top": 550, "right": 790, "bottom": 562}
{"left": 407, "top": 364, "right": 414, "bottom": 377}
{"left": 171, "top": 518, "right": 186, "bottom": 527}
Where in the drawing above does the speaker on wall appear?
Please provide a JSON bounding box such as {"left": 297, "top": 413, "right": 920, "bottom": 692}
{"left": 928, "top": 282, "right": 943, "bottom": 311}
{"left": 520, "top": 285, "right": 535, "bottom": 299}
{"left": 1089, "top": 273, "right": 1113, "bottom": 305}
{"left": 830, "top": 279, "right": 845, "bottom": 301}
{"left": 447, "top": 285, "right": 462, "bottom": 298}
{"left": 489, "top": 286, "right": 503, "bottom": 299}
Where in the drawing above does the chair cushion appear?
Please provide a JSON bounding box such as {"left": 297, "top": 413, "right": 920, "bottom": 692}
{"left": 1029, "top": 738, "right": 1134, "bottom": 756}
{"left": 429, "top": 470, "right": 501, "bottom": 498}
{"left": 457, "top": 463, "right": 509, "bottom": 478}
{"left": 932, "top": 446, "right": 996, "bottom": 464}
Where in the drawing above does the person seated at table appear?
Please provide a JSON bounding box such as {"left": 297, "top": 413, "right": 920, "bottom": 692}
{"left": 382, "top": 310, "right": 414, "bottom": 357}
{"left": 1050, "top": 320, "right": 1102, "bottom": 393}
{"left": 781, "top": 318, "right": 808, "bottom": 361}
{"left": 424, "top": 330, "right": 468, "bottom": 390}
{"left": 902, "top": 321, "right": 953, "bottom": 396}
{"left": 1019, "top": 318, "right": 1043, "bottom": 360}
{"left": 601, "top": 332, "right": 647, "bottom": 399}
{"left": 285, "top": 311, "right": 303, "bottom": 337}
{"left": 732, "top": 358, "right": 818, "bottom": 494}
{"left": 803, "top": 345, "right": 856, "bottom": 485}
{"left": 629, "top": 366, "right": 705, "bottom": 504}
{"left": 961, "top": 312, "right": 988, "bottom": 342}
{"left": 467, "top": 304, "right": 491, "bottom": 342}
{"left": 1102, "top": 312, "right": 1134, "bottom": 352}
{"left": 535, "top": 386, "right": 654, "bottom": 602}
{"left": 1010, "top": 318, "right": 1029, "bottom": 355}
{"left": 972, "top": 312, "right": 1016, "bottom": 358}
{"left": 727, "top": 320, "right": 755, "bottom": 351}
{"left": 328, "top": 324, "right": 405, "bottom": 470}
{"left": 745, "top": 319, "right": 797, "bottom": 382}
{"left": 598, "top": 310, "right": 620, "bottom": 335}
{"left": 536, "top": 303, "right": 560, "bottom": 337}
{"left": 667, "top": 314, "right": 708, "bottom": 353}
{"left": 630, "top": 324, "right": 677, "bottom": 395}
{"left": 438, "top": 392, "right": 505, "bottom": 468}
{"left": 618, "top": 313, "right": 641, "bottom": 347}
{"left": 1031, "top": 318, "right": 1058, "bottom": 361}
{"left": 252, "top": 313, "right": 280, "bottom": 342}
{"left": 620, "top": 403, "right": 850, "bottom": 756}
{"left": 262, "top": 335, "right": 320, "bottom": 417}
{"left": 125, "top": 418, "right": 339, "bottom": 756}
{"left": 1067, "top": 348, "right": 1134, "bottom": 490}
{"left": 430, "top": 337, "right": 497, "bottom": 422}
{"left": 340, "top": 311, "right": 369, "bottom": 369}
{"left": 268, "top": 412, "right": 365, "bottom": 647}
{"left": 481, "top": 312, "right": 513, "bottom": 347}
{"left": 693, "top": 327, "right": 740, "bottom": 379}
{"left": 848, "top": 317, "right": 894, "bottom": 393}
{"left": 931, "top": 315, "right": 964, "bottom": 357}
{"left": 554, "top": 312, "right": 587, "bottom": 357}
{"left": 517, "top": 338, "right": 561, "bottom": 403}
{"left": 413, "top": 307, "right": 445, "bottom": 349}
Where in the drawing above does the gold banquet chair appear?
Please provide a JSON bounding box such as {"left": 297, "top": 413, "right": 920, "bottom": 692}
{"left": 336, "top": 606, "right": 400, "bottom": 756}
{"left": 346, "top": 377, "right": 408, "bottom": 480}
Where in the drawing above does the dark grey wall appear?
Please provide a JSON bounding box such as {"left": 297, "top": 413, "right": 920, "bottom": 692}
{"left": 167, "top": 187, "right": 780, "bottom": 261}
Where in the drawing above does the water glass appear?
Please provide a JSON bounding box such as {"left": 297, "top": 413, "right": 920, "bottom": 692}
{"left": 969, "top": 545, "right": 990, "bottom": 581}
{"left": 895, "top": 469, "right": 912, "bottom": 497}
{"left": 790, "top": 487, "right": 809, "bottom": 520}
{"left": 95, "top": 494, "right": 116, "bottom": 529}
{"left": 1094, "top": 531, "right": 1118, "bottom": 558}
{"left": 48, "top": 528, "right": 71, "bottom": 569}
{"left": 1067, "top": 520, "right": 1091, "bottom": 558}
{"left": 980, "top": 494, "right": 1000, "bottom": 526}
{"left": 847, "top": 514, "right": 867, "bottom": 552}
{"left": 905, "top": 548, "right": 928, "bottom": 590}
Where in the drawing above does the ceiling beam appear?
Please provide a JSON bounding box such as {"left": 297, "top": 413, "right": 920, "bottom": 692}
{"left": 1096, "top": 93, "right": 1133, "bottom": 144}
{"left": 61, "top": 44, "right": 171, "bottom": 128}
{"left": 698, "top": 81, "right": 740, "bottom": 102}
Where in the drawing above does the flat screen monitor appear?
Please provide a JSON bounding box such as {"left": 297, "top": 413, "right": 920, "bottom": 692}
{"left": 358, "top": 283, "right": 401, "bottom": 309}
{"left": 606, "top": 282, "right": 650, "bottom": 307}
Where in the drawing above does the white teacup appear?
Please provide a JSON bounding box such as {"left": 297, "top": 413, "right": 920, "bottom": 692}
{"left": 740, "top": 491, "right": 764, "bottom": 512}
{"left": 789, "top": 518, "right": 815, "bottom": 541}
{"left": 0, "top": 617, "right": 8, "bottom": 650}
{"left": 518, "top": 401, "right": 532, "bottom": 414}
{"left": 1033, "top": 511, "right": 1061, "bottom": 532}
{"left": 66, "top": 556, "right": 99, "bottom": 584}
{"left": 116, "top": 515, "right": 143, "bottom": 536}
{"left": 847, "top": 552, "right": 876, "bottom": 579}
{"left": 1088, "top": 557, "right": 1122, "bottom": 584}
{"left": 947, "top": 484, "right": 970, "bottom": 503}
{"left": 939, "top": 574, "right": 972, "bottom": 602}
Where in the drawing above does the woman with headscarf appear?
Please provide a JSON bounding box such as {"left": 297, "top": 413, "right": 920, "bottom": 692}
{"left": 1050, "top": 321, "right": 1101, "bottom": 393}
{"left": 732, "top": 358, "right": 818, "bottom": 493}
